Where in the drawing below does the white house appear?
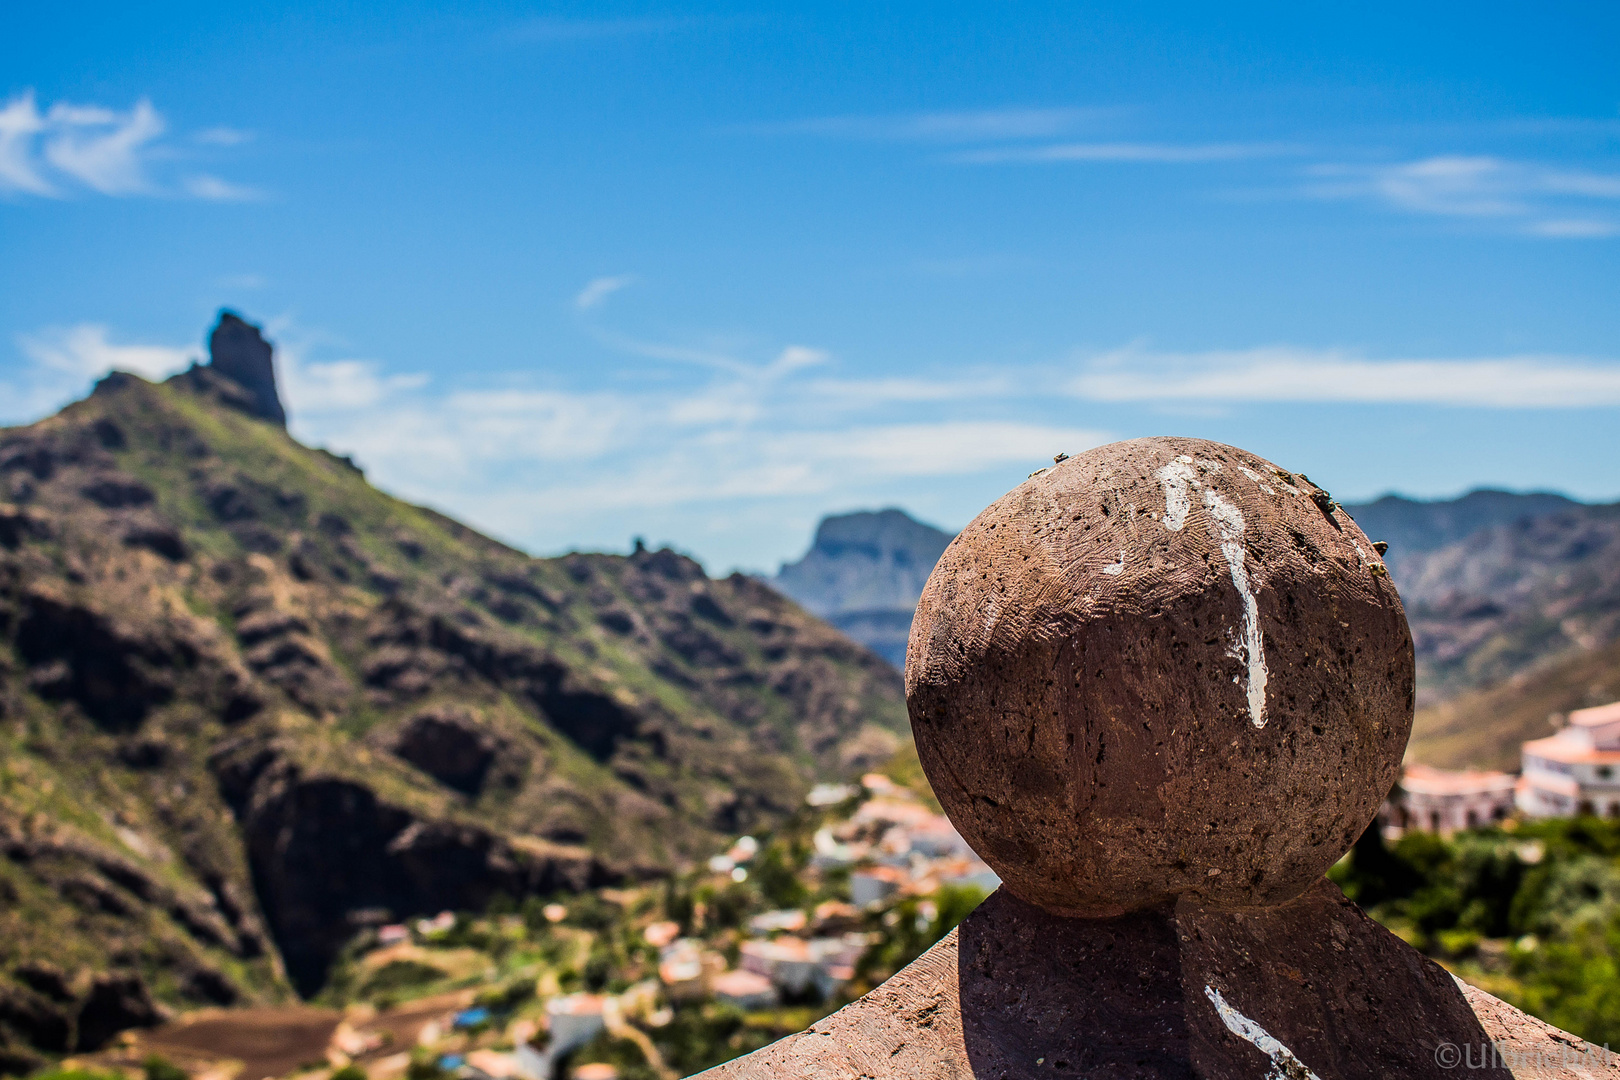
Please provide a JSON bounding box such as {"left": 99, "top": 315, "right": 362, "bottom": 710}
{"left": 1519, "top": 701, "right": 1620, "bottom": 818}
{"left": 516, "top": 994, "right": 608, "bottom": 1079}
{"left": 712, "top": 969, "right": 777, "bottom": 1010}
{"left": 1391, "top": 764, "right": 1517, "bottom": 832}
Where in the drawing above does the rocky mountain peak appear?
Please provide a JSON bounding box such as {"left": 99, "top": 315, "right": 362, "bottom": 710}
{"left": 772, "top": 508, "right": 955, "bottom": 668}
{"left": 208, "top": 312, "right": 286, "bottom": 426}
{"left": 169, "top": 311, "right": 287, "bottom": 427}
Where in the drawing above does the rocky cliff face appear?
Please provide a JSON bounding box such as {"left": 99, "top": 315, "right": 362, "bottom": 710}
{"left": 772, "top": 509, "right": 954, "bottom": 668}
{"left": 0, "top": 317, "right": 904, "bottom": 1065}
{"left": 1343, "top": 496, "right": 1620, "bottom": 703}
{"left": 174, "top": 312, "right": 287, "bottom": 427}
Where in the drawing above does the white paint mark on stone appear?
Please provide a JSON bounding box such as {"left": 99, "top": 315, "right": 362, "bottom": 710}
{"left": 1156, "top": 455, "right": 1197, "bottom": 531}
{"left": 1204, "top": 985, "right": 1322, "bottom": 1080}
{"left": 1204, "top": 487, "right": 1268, "bottom": 729}
{"left": 1237, "top": 465, "right": 1276, "bottom": 495}
{"left": 1101, "top": 551, "right": 1126, "bottom": 575}
{"left": 1155, "top": 453, "right": 1269, "bottom": 727}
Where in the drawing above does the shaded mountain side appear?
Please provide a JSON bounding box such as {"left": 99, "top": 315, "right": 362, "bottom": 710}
{"left": 775, "top": 492, "right": 1620, "bottom": 687}
{"left": 0, "top": 325, "right": 905, "bottom": 1061}
{"left": 1341, "top": 490, "right": 1581, "bottom": 569}
{"left": 1382, "top": 503, "right": 1620, "bottom": 704}
{"left": 1407, "top": 637, "right": 1620, "bottom": 772}
{"left": 772, "top": 509, "right": 954, "bottom": 668}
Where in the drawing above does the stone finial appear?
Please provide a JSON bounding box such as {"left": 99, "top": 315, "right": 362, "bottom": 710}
{"left": 699, "top": 438, "right": 1616, "bottom": 1079}
{"left": 906, "top": 436, "right": 1413, "bottom": 915}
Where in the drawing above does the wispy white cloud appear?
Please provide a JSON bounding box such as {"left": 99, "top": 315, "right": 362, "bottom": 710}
{"left": 2, "top": 323, "right": 204, "bottom": 424}
{"left": 575, "top": 274, "right": 637, "bottom": 310}
{"left": 273, "top": 322, "right": 1100, "bottom": 537}
{"left": 43, "top": 98, "right": 165, "bottom": 194}
{"left": 19, "top": 323, "right": 200, "bottom": 380}
{"left": 746, "top": 108, "right": 1111, "bottom": 142}
{"left": 1069, "top": 345, "right": 1620, "bottom": 408}
{"left": 183, "top": 174, "right": 265, "bottom": 201}
{"left": 0, "top": 89, "right": 256, "bottom": 200}
{"left": 803, "top": 375, "right": 1013, "bottom": 405}
{"left": 280, "top": 356, "right": 428, "bottom": 412}
{"left": 0, "top": 90, "right": 52, "bottom": 195}
{"left": 1305, "top": 155, "right": 1620, "bottom": 237}
{"left": 954, "top": 141, "right": 1295, "bottom": 164}
{"left": 1525, "top": 218, "right": 1619, "bottom": 239}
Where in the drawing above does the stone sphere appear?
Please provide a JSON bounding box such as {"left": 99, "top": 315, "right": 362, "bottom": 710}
{"left": 906, "top": 437, "right": 1413, "bottom": 916}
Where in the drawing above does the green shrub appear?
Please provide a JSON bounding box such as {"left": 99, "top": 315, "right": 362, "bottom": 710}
{"left": 143, "top": 1056, "right": 188, "bottom": 1080}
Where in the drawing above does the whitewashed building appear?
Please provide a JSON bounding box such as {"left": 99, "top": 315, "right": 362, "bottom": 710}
{"left": 1391, "top": 764, "right": 1517, "bottom": 832}
{"left": 1519, "top": 701, "right": 1620, "bottom": 818}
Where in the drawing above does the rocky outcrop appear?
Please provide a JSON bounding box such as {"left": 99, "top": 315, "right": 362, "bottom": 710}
{"left": 773, "top": 509, "right": 954, "bottom": 668}
{"left": 204, "top": 312, "right": 286, "bottom": 426}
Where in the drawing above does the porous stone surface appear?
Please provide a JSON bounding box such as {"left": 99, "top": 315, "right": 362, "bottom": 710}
{"left": 699, "top": 880, "right": 1612, "bottom": 1079}
{"left": 906, "top": 436, "right": 1415, "bottom": 915}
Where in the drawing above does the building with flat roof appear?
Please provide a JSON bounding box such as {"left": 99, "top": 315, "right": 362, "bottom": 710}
{"left": 1518, "top": 701, "right": 1620, "bottom": 818}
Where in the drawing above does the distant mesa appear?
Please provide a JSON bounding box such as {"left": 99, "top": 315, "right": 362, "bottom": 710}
{"left": 772, "top": 508, "right": 955, "bottom": 669}
{"left": 165, "top": 310, "right": 287, "bottom": 427}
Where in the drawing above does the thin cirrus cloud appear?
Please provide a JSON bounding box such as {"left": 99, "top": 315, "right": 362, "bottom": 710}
{"left": 0, "top": 89, "right": 257, "bottom": 200}
{"left": 742, "top": 108, "right": 1112, "bottom": 142}
{"left": 1069, "top": 346, "right": 1620, "bottom": 408}
{"left": 574, "top": 274, "right": 638, "bottom": 310}
{"left": 952, "top": 141, "right": 1297, "bottom": 164}
{"left": 1304, "top": 155, "right": 1620, "bottom": 237}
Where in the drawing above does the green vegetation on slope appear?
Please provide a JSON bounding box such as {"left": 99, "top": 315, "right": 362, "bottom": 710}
{"left": 0, "top": 366, "right": 907, "bottom": 1067}
{"left": 1408, "top": 637, "right": 1620, "bottom": 770}
{"left": 1333, "top": 818, "right": 1620, "bottom": 1046}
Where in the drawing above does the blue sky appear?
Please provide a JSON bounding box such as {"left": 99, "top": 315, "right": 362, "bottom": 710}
{"left": 3, "top": 2, "right": 1618, "bottom": 571}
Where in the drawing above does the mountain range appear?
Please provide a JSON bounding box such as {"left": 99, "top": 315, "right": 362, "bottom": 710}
{"left": 0, "top": 315, "right": 905, "bottom": 1068}
{"left": 773, "top": 485, "right": 1620, "bottom": 770}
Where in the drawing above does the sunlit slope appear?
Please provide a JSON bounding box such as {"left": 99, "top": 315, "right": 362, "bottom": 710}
{"left": 1406, "top": 638, "right": 1620, "bottom": 771}
{"left": 0, "top": 369, "right": 905, "bottom": 1053}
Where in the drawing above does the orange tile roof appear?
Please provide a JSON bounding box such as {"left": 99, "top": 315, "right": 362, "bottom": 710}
{"left": 1402, "top": 763, "right": 1516, "bottom": 796}
{"left": 1523, "top": 735, "right": 1620, "bottom": 766}
{"left": 1571, "top": 701, "right": 1620, "bottom": 729}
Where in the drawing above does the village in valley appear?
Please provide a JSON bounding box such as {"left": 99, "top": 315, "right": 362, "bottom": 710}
{"left": 68, "top": 765, "right": 998, "bottom": 1080}
{"left": 54, "top": 696, "right": 1620, "bottom": 1080}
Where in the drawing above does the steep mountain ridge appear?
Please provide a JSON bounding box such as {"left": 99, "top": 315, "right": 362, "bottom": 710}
{"left": 1370, "top": 501, "right": 1620, "bottom": 703}
{"left": 0, "top": 317, "right": 904, "bottom": 1066}
{"left": 770, "top": 492, "right": 1620, "bottom": 695}
{"left": 1342, "top": 490, "right": 1582, "bottom": 569}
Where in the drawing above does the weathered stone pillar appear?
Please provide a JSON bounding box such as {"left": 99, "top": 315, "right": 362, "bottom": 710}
{"left": 699, "top": 438, "right": 1617, "bottom": 1080}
